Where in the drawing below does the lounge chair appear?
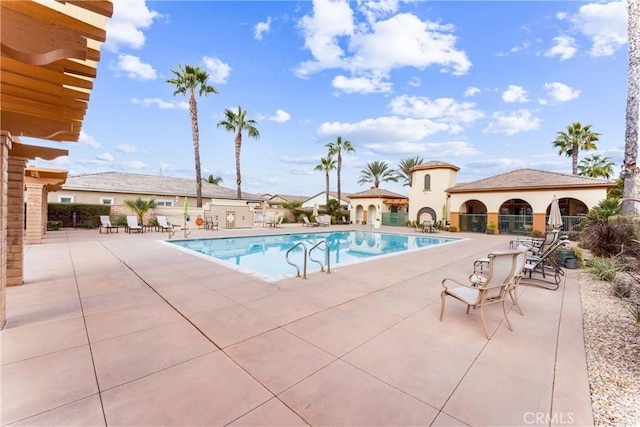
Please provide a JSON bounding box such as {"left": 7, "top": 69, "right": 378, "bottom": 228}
{"left": 317, "top": 214, "right": 331, "bottom": 226}
{"left": 99, "top": 215, "right": 118, "bottom": 234}
{"left": 126, "top": 215, "right": 143, "bottom": 233}
{"left": 440, "top": 251, "right": 519, "bottom": 339}
{"left": 303, "top": 215, "right": 318, "bottom": 227}
{"left": 156, "top": 215, "right": 173, "bottom": 232}
{"left": 522, "top": 235, "right": 571, "bottom": 289}
{"left": 274, "top": 216, "right": 284, "bottom": 228}
{"left": 422, "top": 220, "right": 435, "bottom": 233}
{"left": 204, "top": 216, "right": 218, "bottom": 230}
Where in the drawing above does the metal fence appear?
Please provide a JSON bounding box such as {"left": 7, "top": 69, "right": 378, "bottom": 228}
{"left": 458, "top": 214, "right": 586, "bottom": 235}
{"left": 381, "top": 212, "right": 408, "bottom": 226}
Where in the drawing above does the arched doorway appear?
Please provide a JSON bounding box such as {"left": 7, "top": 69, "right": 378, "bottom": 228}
{"left": 498, "top": 198, "right": 533, "bottom": 234}
{"left": 459, "top": 199, "right": 487, "bottom": 232}
{"left": 416, "top": 206, "right": 437, "bottom": 225}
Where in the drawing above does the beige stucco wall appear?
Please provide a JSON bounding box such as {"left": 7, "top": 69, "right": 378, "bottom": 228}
{"left": 409, "top": 167, "right": 457, "bottom": 224}
{"left": 349, "top": 196, "right": 407, "bottom": 225}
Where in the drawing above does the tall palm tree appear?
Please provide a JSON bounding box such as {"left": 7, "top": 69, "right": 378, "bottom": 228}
{"left": 357, "top": 161, "right": 398, "bottom": 188}
{"left": 124, "top": 197, "right": 157, "bottom": 225}
{"left": 577, "top": 154, "right": 615, "bottom": 179}
{"left": 217, "top": 107, "right": 260, "bottom": 199}
{"left": 314, "top": 156, "right": 336, "bottom": 206}
{"left": 397, "top": 156, "right": 424, "bottom": 186}
{"left": 622, "top": 0, "right": 639, "bottom": 216}
{"left": 552, "top": 122, "right": 600, "bottom": 175}
{"left": 166, "top": 64, "right": 218, "bottom": 207}
{"left": 206, "top": 175, "right": 223, "bottom": 185}
{"left": 325, "top": 136, "right": 355, "bottom": 209}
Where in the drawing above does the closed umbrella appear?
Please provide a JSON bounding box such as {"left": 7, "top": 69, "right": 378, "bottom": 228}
{"left": 548, "top": 196, "right": 563, "bottom": 230}
{"left": 183, "top": 197, "right": 189, "bottom": 219}
{"left": 312, "top": 203, "right": 318, "bottom": 219}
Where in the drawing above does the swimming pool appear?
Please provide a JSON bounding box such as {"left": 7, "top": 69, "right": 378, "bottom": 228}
{"left": 165, "top": 231, "right": 460, "bottom": 282}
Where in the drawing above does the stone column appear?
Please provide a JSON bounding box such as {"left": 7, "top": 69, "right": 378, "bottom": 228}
{"left": 0, "top": 133, "right": 10, "bottom": 328}
{"left": 25, "top": 183, "right": 45, "bottom": 244}
{"left": 7, "top": 156, "right": 27, "bottom": 287}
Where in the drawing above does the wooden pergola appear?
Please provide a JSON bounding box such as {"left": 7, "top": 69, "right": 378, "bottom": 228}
{"left": 0, "top": 0, "right": 113, "bottom": 328}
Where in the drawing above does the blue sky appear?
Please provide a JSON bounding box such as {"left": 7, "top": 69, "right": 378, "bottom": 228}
{"left": 28, "top": 0, "right": 629, "bottom": 197}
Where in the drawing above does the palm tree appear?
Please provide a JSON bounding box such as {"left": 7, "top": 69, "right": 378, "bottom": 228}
{"left": 217, "top": 107, "right": 260, "bottom": 199}
{"left": 314, "top": 156, "right": 337, "bottom": 206}
{"left": 166, "top": 64, "right": 218, "bottom": 207}
{"left": 124, "top": 197, "right": 157, "bottom": 225}
{"left": 325, "top": 136, "right": 355, "bottom": 209}
{"left": 206, "top": 175, "right": 223, "bottom": 185}
{"left": 397, "top": 156, "right": 424, "bottom": 186}
{"left": 357, "top": 161, "right": 398, "bottom": 188}
{"left": 622, "top": 0, "right": 639, "bottom": 216}
{"left": 552, "top": 122, "right": 600, "bottom": 175}
{"left": 577, "top": 154, "right": 615, "bottom": 179}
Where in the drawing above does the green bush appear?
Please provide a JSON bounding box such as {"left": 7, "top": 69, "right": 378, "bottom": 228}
{"left": 47, "top": 220, "right": 63, "bottom": 231}
{"left": 115, "top": 214, "right": 128, "bottom": 226}
{"left": 448, "top": 226, "right": 458, "bottom": 232}
{"left": 585, "top": 256, "right": 624, "bottom": 282}
{"left": 531, "top": 229, "right": 544, "bottom": 238}
{"left": 48, "top": 203, "right": 110, "bottom": 228}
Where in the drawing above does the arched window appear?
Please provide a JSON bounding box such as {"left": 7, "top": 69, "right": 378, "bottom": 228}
{"left": 423, "top": 174, "right": 431, "bottom": 190}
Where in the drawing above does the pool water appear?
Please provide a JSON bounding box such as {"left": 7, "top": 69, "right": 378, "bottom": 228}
{"left": 166, "top": 230, "right": 459, "bottom": 282}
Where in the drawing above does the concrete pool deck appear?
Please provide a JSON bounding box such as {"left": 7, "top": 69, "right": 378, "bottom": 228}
{"left": 1, "top": 225, "right": 593, "bottom": 426}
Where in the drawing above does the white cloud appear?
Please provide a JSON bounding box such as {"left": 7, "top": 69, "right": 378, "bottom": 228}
{"left": 116, "top": 143, "right": 140, "bottom": 154}
{"left": 127, "top": 161, "right": 148, "bottom": 169}
{"left": 544, "top": 36, "right": 577, "bottom": 60}
{"left": 332, "top": 74, "right": 393, "bottom": 94}
{"left": 268, "top": 109, "right": 291, "bottom": 123}
{"left": 318, "top": 116, "right": 455, "bottom": 142}
{"left": 96, "top": 153, "right": 114, "bottom": 162}
{"left": 112, "top": 55, "right": 157, "bottom": 80}
{"left": 357, "top": 0, "right": 401, "bottom": 23}
{"left": 389, "top": 95, "right": 484, "bottom": 124}
{"left": 362, "top": 140, "right": 479, "bottom": 156}
{"left": 572, "top": 1, "right": 627, "bottom": 57}
{"left": 78, "top": 131, "right": 100, "bottom": 148}
{"left": 498, "top": 40, "right": 531, "bottom": 56}
{"left": 502, "top": 85, "right": 529, "bottom": 103}
{"left": 202, "top": 56, "right": 232, "bottom": 84}
{"left": 483, "top": 109, "right": 541, "bottom": 136}
{"left": 408, "top": 77, "right": 421, "bottom": 87}
{"left": 295, "top": 2, "right": 471, "bottom": 90}
{"left": 544, "top": 82, "right": 581, "bottom": 102}
{"left": 131, "top": 98, "right": 188, "bottom": 109}
{"left": 464, "top": 86, "right": 480, "bottom": 97}
{"left": 254, "top": 16, "right": 272, "bottom": 40}
{"left": 104, "top": 0, "right": 161, "bottom": 52}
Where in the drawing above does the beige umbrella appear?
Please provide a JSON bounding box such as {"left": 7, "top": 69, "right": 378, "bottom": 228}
{"left": 312, "top": 203, "right": 318, "bottom": 219}
{"left": 548, "top": 195, "right": 563, "bottom": 230}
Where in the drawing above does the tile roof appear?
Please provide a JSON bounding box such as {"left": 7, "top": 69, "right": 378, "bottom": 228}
{"left": 61, "top": 172, "right": 263, "bottom": 200}
{"left": 447, "top": 168, "right": 615, "bottom": 193}
{"left": 349, "top": 187, "right": 408, "bottom": 199}
{"left": 410, "top": 160, "right": 460, "bottom": 172}
{"left": 269, "top": 194, "right": 309, "bottom": 203}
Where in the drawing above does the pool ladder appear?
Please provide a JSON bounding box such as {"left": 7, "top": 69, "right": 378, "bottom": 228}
{"left": 285, "top": 240, "right": 331, "bottom": 279}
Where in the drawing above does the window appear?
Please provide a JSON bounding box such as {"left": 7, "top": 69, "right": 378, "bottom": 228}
{"left": 58, "top": 195, "right": 74, "bottom": 203}
{"left": 100, "top": 197, "right": 115, "bottom": 205}
{"left": 423, "top": 174, "right": 431, "bottom": 190}
{"left": 156, "top": 200, "right": 174, "bottom": 207}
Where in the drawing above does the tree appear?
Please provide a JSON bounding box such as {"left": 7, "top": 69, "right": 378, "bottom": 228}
{"left": 397, "top": 156, "right": 424, "bottom": 187}
{"left": 124, "top": 197, "right": 157, "bottom": 225}
{"left": 552, "top": 122, "right": 600, "bottom": 175}
{"left": 217, "top": 106, "right": 260, "bottom": 199}
{"left": 326, "top": 136, "right": 355, "bottom": 208}
{"left": 357, "top": 161, "right": 398, "bottom": 188}
{"left": 622, "top": 0, "right": 639, "bottom": 216}
{"left": 166, "top": 64, "right": 218, "bottom": 207}
{"left": 314, "top": 155, "right": 336, "bottom": 206}
{"left": 206, "top": 175, "right": 223, "bottom": 185}
{"left": 577, "top": 154, "right": 615, "bottom": 179}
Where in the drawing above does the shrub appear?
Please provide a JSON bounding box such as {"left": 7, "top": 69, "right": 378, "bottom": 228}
{"left": 115, "top": 214, "right": 128, "bottom": 226}
{"left": 585, "top": 256, "right": 624, "bottom": 283}
{"left": 448, "top": 226, "right": 458, "bottom": 232}
{"left": 47, "top": 220, "right": 63, "bottom": 231}
{"left": 48, "top": 203, "right": 110, "bottom": 227}
{"left": 531, "top": 229, "right": 544, "bottom": 238}
{"left": 582, "top": 218, "right": 639, "bottom": 258}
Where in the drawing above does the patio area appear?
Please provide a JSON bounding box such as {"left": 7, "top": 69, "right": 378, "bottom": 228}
{"left": 1, "top": 225, "right": 592, "bottom": 426}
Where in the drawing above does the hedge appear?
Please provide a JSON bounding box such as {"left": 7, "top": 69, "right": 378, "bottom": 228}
{"left": 48, "top": 203, "right": 111, "bottom": 228}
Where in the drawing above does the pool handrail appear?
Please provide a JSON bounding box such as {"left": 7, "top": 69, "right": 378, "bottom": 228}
{"left": 309, "top": 240, "right": 331, "bottom": 274}
{"left": 286, "top": 242, "right": 308, "bottom": 279}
